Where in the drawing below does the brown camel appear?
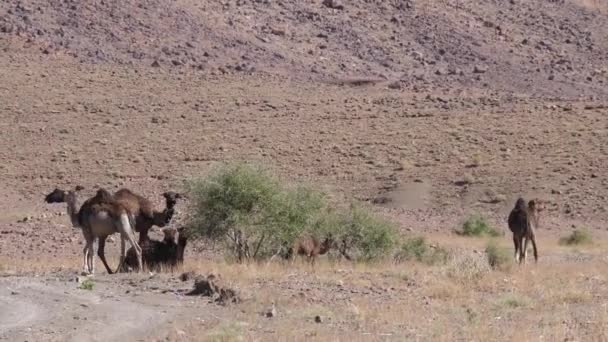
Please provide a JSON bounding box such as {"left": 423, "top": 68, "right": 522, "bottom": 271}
{"left": 45, "top": 187, "right": 180, "bottom": 274}
{"left": 45, "top": 187, "right": 143, "bottom": 274}
{"left": 122, "top": 227, "right": 190, "bottom": 272}
{"left": 286, "top": 235, "right": 335, "bottom": 265}
{"left": 508, "top": 197, "right": 543, "bottom": 264}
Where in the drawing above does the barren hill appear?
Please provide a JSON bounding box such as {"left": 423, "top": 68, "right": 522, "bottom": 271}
{"left": 2, "top": 0, "right": 607, "bottom": 97}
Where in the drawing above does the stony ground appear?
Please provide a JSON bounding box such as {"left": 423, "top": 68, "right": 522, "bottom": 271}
{"left": 1, "top": 0, "right": 608, "bottom": 340}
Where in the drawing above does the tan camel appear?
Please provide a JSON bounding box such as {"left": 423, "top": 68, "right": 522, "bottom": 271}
{"left": 45, "top": 187, "right": 143, "bottom": 274}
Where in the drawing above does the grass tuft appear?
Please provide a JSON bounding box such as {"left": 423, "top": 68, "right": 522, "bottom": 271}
{"left": 559, "top": 229, "right": 593, "bottom": 246}
{"left": 457, "top": 215, "right": 500, "bottom": 237}
{"left": 394, "top": 237, "right": 448, "bottom": 265}
{"left": 485, "top": 241, "right": 512, "bottom": 271}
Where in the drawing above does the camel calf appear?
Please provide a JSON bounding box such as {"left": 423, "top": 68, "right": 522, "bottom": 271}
{"left": 286, "top": 236, "right": 334, "bottom": 265}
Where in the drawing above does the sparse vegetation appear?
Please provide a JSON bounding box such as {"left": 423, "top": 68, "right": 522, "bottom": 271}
{"left": 500, "top": 295, "right": 528, "bottom": 308}
{"left": 441, "top": 252, "right": 491, "bottom": 282}
{"left": 187, "top": 163, "right": 397, "bottom": 262}
{"left": 458, "top": 215, "right": 500, "bottom": 237}
{"left": 394, "top": 237, "right": 448, "bottom": 265}
{"left": 485, "top": 241, "right": 512, "bottom": 271}
{"left": 78, "top": 278, "right": 95, "bottom": 290}
{"left": 206, "top": 321, "right": 244, "bottom": 342}
{"left": 559, "top": 229, "right": 593, "bottom": 246}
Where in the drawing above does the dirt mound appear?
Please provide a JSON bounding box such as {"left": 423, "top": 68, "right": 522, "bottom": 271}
{"left": 1, "top": 0, "right": 606, "bottom": 97}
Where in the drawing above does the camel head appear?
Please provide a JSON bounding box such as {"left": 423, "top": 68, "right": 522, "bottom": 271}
{"left": 45, "top": 186, "right": 84, "bottom": 203}
{"left": 514, "top": 197, "right": 526, "bottom": 210}
{"left": 162, "top": 191, "right": 182, "bottom": 208}
{"left": 45, "top": 188, "right": 67, "bottom": 203}
{"left": 162, "top": 227, "right": 178, "bottom": 244}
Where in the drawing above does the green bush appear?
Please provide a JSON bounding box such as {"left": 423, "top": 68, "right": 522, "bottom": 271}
{"left": 187, "top": 163, "right": 327, "bottom": 261}
{"left": 186, "top": 162, "right": 397, "bottom": 262}
{"left": 458, "top": 215, "right": 500, "bottom": 237}
{"left": 485, "top": 241, "right": 512, "bottom": 271}
{"left": 78, "top": 278, "right": 95, "bottom": 290}
{"left": 394, "top": 237, "right": 449, "bottom": 265}
{"left": 335, "top": 204, "right": 398, "bottom": 261}
{"left": 559, "top": 229, "right": 593, "bottom": 246}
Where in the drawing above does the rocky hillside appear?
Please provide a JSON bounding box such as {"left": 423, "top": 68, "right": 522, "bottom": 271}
{"left": 1, "top": 0, "right": 607, "bottom": 98}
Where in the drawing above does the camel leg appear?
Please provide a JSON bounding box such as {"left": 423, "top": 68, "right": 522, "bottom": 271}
{"left": 89, "top": 239, "right": 97, "bottom": 274}
{"left": 97, "top": 236, "right": 114, "bottom": 274}
{"left": 115, "top": 235, "right": 127, "bottom": 274}
{"left": 531, "top": 235, "right": 538, "bottom": 263}
{"left": 83, "top": 244, "right": 90, "bottom": 274}
{"left": 518, "top": 236, "right": 525, "bottom": 265}
{"left": 119, "top": 213, "right": 142, "bottom": 272}
{"left": 512, "top": 234, "right": 520, "bottom": 263}
{"left": 522, "top": 237, "right": 530, "bottom": 265}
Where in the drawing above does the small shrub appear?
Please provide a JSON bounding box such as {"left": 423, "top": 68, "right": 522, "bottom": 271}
{"left": 559, "top": 229, "right": 593, "bottom": 246}
{"left": 336, "top": 204, "right": 398, "bottom": 261}
{"left": 485, "top": 241, "right": 512, "bottom": 271}
{"left": 458, "top": 215, "right": 500, "bottom": 237}
{"left": 79, "top": 278, "right": 94, "bottom": 290}
{"left": 394, "top": 237, "right": 448, "bottom": 265}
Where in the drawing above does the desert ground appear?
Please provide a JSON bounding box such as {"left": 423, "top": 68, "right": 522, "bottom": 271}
{"left": 1, "top": 0, "right": 608, "bottom": 341}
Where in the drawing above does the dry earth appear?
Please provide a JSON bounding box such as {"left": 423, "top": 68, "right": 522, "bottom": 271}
{"left": 1, "top": 0, "right": 608, "bottom": 340}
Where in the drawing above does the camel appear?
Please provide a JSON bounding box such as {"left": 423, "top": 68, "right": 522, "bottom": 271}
{"left": 121, "top": 227, "right": 190, "bottom": 272}
{"left": 285, "top": 235, "right": 335, "bottom": 265}
{"left": 94, "top": 189, "right": 181, "bottom": 273}
{"left": 45, "top": 187, "right": 143, "bottom": 274}
{"left": 508, "top": 197, "right": 543, "bottom": 264}
{"left": 45, "top": 187, "right": 180, "bottom": 274}
{"left": 112, "top": 189, "right": 181, "bottom": 243}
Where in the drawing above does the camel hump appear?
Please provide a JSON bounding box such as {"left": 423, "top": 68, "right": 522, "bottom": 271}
{"left": 114, "top": 188, "right": 155, "bottom": 219}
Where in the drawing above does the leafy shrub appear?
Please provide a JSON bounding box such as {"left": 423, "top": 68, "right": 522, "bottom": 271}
{"left": 559, "top": 229, "right": 593, "bottom": 246}
{"left": 394, "top": 237, "right": 448, "bottom": 265}
{"left": 187, "top": 162, "right": 397, "bottom": 262}
{"left": 334, "top": 204, "right": 398, "bottom": 261}
{"left": 187, "top": 163, "right": 326, "bottom": 261}
{"left": 485, "top": 241, "right": 512, "bottom": 271}
{"left": 458, "top": 215, "right": 500, "bottom": 237}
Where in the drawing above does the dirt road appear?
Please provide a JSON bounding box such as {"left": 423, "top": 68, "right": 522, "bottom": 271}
{"left": 0, "top": 273, "right": 203, "bottom": 342}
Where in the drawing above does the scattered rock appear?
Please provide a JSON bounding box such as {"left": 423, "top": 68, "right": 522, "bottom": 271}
{"left": 388, "top": 81, "right": 402, "bottom": 90}
{"left": 322, "top": 0, "right": 344, "bottom": 10}
{"left": 151, "top": 60, "right": 160, "bottom": 67}
{"left": 315, "top": 315, "right": 323, "bottom": 323}
{"left": 473, "top": 65, "right": 488, "bottom": 74}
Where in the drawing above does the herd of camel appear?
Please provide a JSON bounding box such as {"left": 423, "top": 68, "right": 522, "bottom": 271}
{"left": 44, "top": 185, "right": 544, "bottom": 275}
{"left": 45, "top": 186, "right": 187, "bottom": 274}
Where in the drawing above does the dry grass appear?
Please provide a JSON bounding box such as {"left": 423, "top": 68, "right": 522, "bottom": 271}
{"left": 4, "top": 234, "right": 608, "bottom": 341}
